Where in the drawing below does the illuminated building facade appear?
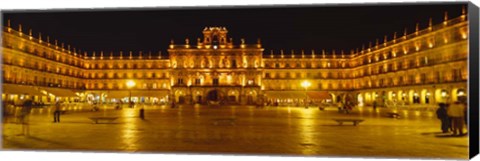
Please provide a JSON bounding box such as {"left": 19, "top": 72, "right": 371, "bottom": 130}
{"left": 2, "top": 12, "right": 468, "bottom": 107}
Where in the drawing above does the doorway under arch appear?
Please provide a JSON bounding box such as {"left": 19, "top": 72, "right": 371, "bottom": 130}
{"left": 207, "top": 90, "right": 221, "bottom": 102}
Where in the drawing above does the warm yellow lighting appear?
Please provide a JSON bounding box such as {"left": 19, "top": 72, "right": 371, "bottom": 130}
{"left": 458, "top": 91, "right": 465, "bottom": 96}
{"left": 441, "top": 91, "right": 447, "bottom": 97}
{"left": 301, "top": 80, "right": 311, "bottom": 89}
{"left": 126, "top": 80, "right": 136, "bottom": 88}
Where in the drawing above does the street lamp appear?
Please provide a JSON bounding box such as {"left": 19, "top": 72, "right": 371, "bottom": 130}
{"left": 301, "top": 80, "right": 311, "bottom": 108}
{"left": 126, "top": 80, "right": 136, "bottom": 107}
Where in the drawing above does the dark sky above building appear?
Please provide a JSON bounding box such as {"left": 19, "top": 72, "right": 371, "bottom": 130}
{"left": 2, "top": 3, "right": 465, "bottom": 56}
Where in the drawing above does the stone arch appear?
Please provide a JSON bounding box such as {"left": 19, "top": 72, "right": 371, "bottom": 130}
{"left": 420, "top": 89, "right": 431, "bottom": 104}
{"left": 413, "top": 90, "right": 421, "bottom": 104}
{"left": 435, "top": 88, "right": 449, "bottom": 103}
{"left": 206, "top": 89, "right": 225, "bottom": 103}
{"left": 246, "top": 89, "right": 258, "bottom": 104}
{"left": 329, "top": 93, "right": 336, "bottom": 103}
{"left": 226, "top": 89, "right": 240, "bottom": 104}
{"left": 174, "top": 89, "right": 187, "bottom": 104}
{"left": 452, "top": 88, "right": 467, "bottom": 103}
{"left": 364, "top": 92, "right": 372, "bottom": 105}
{"left": 387, "top": 91, "right": 394, "bottom": 101}
{"left": 193, "top": 89, "right": 204, "bottom": 104}
{"left": 356, "top": 93, "right": 364, "bottom": 107}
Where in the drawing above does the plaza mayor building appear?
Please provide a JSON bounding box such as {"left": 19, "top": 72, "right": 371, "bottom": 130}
{"left": 1, "top": 11, "right": 468, "bottom": 108}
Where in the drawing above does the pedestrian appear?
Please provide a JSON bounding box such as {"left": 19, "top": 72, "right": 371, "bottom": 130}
{"left": 21, "top": 99, "right": 33, "bottom": 136}
{"left": 92, "top": 102, "right": 99, "bottom": 111}
{"left": 115, "top": 102, "right": 121, "bottom": 110}
{"left": 53, "top": 101, "right": 61, "bottom": 123}
{"left": 373, "top": 100, "right": 377, "bottom": 111}
{"left": 436, "top": 103, "right": 450, "bottom": 133}
{"left": 139, "top": 107, "right": 145, "bottom": 120}
{"left": 447, "top": 101, "right": 466, "bottom": 136}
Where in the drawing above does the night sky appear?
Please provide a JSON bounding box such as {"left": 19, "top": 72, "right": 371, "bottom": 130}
{"left": 2, "top": 3, "right": 465, "bottom": 56}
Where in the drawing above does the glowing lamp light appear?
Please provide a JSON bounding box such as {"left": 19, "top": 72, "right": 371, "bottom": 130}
{"left": 301, "top": 80, "right": 311, "bottom": 89}
{"left": 458, "top": 91, "right": 465, "bottom": 96}
{"left": 213, "top": 45, "right": 218, "bottom": 49}
{"left": 126, "top": 80, "right": 136, "bottom": 88}
{"left": 441, "top": 91, "right": 447, "bottom": 97}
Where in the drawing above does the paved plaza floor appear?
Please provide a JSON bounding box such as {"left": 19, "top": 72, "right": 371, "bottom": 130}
{"left": 1, "top": 104, "right": 469, "bottom": 159}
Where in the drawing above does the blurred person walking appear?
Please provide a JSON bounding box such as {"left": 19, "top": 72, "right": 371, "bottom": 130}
{"left": 447, "top": 101, "right": 466, "bottom": 136}
{"left": 21, "top": 99, "right": 33, "bottom": 136}
{"left": 436, "top": 103, "right": 450, "bottom": 133}
{"left": 53, "top": 101, "right": 61, "bottom": 123}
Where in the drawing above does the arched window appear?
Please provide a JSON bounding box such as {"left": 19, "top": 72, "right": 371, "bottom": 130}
{"left": 212, "top": 35, "right": 219, "bottom": 46}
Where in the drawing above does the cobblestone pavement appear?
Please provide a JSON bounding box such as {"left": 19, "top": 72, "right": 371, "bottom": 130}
{"left": 1, "top": 104, "right": 469, "bottom": 159}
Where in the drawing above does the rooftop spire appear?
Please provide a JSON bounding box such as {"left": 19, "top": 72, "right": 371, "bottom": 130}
{"left": 129, "top": 51, "right": 133, "bottom": 59}
{"left": 443, "top": 11, "right": 448, "bottom": 26}
{"left": 311, "top": 49, "right": 315, "bottom": 58}
{"left": 393, "top": 32, "right": 397, "bottom": 43}
{"left": 100, "top": 51, "right": 104, "bottom": 59}
{"left": 428, "top": 17, "right": 433, "bottom": 31}
{"left": 148, "top": 51, "right": 152, "bottom": 59}
{"left": 415, "top": 23, "right": 419, "bottom": 35}
{"left": 18, "top": 24, "right": 23, "bottom": 36}
{"left": 7, "top": 19, "right": 11, "bottom": 32}
{"left": 110, "top": 52, "right": 113, "bottom": 59}
{"left": 375, "top": 39, "right": 379, "bottom": 49}
{"left": 403, "top": 28, "right": 407, "bottom": 39}
{"left": 38, "top": 33, "right": 42, "bottom": 43}
{"left": 461, "top": 5, "right": 466, "bottom": 21}
{"left": 158, "top": 51, "right": 162, "bottom": 59}
{"left": 120, "top": 51, "right": 123, "bottom": 59}
{"left": 383, "top": 35, "right": 387, "bottom": 47}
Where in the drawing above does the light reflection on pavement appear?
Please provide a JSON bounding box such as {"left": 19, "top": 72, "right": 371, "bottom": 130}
{"left": 2, "top": 104, "right": 469, "bottom": 159}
